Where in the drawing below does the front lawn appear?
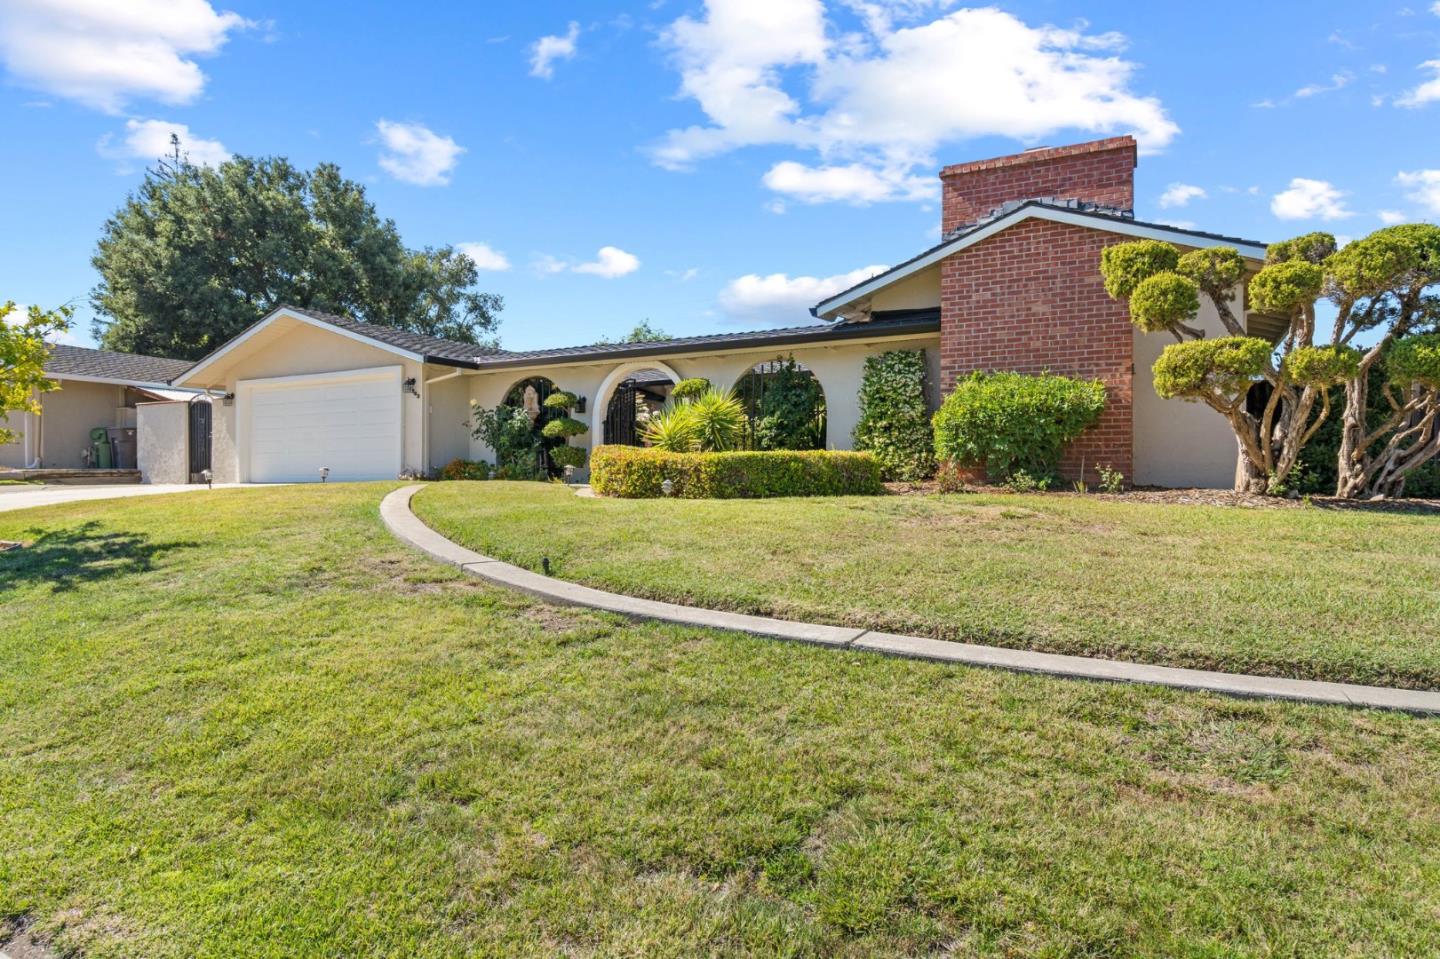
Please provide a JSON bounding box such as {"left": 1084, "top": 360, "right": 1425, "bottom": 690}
{"left": 416, "top": 481, "right": 1440, "bottom": 690}
{"left": 3, "top": 485, "right": 1439, "bottom": 957}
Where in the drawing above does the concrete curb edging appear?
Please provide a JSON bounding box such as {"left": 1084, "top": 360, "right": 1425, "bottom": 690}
{"left": 381, "top": 485, "right": 1440, "bottom": 716}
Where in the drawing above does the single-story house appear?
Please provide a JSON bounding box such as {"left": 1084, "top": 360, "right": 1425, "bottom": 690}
{"left": 95, "top": 136, "right": 1280, "bottom": 488}
{"left": 0, "top": 345, "right": 195, "bottom": 472}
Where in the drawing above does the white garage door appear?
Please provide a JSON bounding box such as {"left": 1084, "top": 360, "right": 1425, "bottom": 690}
{"left": 241, "top": 366, "right": 403, "bottom": 483}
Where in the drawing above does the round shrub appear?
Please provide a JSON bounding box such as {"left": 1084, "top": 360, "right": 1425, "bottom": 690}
{"left": 932, "top": 371, "right": 1106, "bottom": 481}
{"left": 1388, "top": 332, "right": 1440, "bottom": 389}
{"left": 1326, "top": 224, "right": 1440, "bottom": 299}
{"left": 542, "top": 390, "right": 579, "bottom": 411}
{"left": 1249, "top": 260, "right": 1324, "bottom": 315}
{"left": 1152, "top": 337, "right": 1271, "bottom": 400}
{"left": 1100, "top": 240, "right": 1180, "bottom": 299}
{"left": 1128, "top": 273, "right": 1201, "bottom": 333}
{"left": 671, "top": 378, "right": 710, "bottom": 402}
{"left": 1283, "top": 344, "right": 1361, "bottom": 387}
{"left": 540, "top": 416, "right": 588, "bottom": 440}
{"left": 1177, "top": 246, "right": 1244, "bottom": 293}
{"left": 1266, "top": 232, "right": 1337, "bottom": 265}
{"left": 548, "top": 444, "right": 587, "bottom": 470}
{"left": 438, "top": 458, "right": 492, "bottom": 481}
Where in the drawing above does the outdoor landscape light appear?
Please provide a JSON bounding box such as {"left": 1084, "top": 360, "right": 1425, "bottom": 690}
{"left": 201, "top": 468, "right": 212, "bottom": 489}
{"left": 661, "top": 478, "right": 674, "bottom": 496}
{"left": 563, "top": 464, "right": 576, "bottom": 482}
{"left": 319, "top": 466, "right": 330, "bottom": 483}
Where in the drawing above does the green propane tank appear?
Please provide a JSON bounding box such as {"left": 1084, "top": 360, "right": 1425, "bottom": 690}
{"left": 90, "top": 427, "right": 113, "bottom": 468}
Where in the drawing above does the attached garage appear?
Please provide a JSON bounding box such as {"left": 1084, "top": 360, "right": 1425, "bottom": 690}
{"left": 239, "top": 366, "right": 403, "bottom": 483}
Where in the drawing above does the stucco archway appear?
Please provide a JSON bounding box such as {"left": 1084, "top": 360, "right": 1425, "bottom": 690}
{"left": 594, "top": 360, "right": 683, "bottom": 446}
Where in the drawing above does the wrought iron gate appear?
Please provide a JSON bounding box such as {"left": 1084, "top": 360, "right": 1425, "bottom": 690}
{"left": 188, "top": 398, "right": 212, "bottom": 479}
{"left": 605, "top": 379, "right": 641, "bottom": 446}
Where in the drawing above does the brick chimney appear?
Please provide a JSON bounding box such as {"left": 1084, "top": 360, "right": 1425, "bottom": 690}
{"left": 939, "top": 136, "right": 1137, "bottom": 234}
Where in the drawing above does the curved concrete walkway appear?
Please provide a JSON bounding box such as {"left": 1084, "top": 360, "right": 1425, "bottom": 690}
{"left": 381, "top": 484, "right": 1440, "bottom": 716}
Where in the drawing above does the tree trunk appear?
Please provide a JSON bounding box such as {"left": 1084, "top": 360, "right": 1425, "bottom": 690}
{"left": 1335, "top": 376, "right": 1369, "bottom": 498}
{"left": 1234, "top": 436, "right": 1268, "bottom": 493}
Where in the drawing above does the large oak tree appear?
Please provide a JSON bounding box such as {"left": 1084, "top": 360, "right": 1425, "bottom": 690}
{"left": 91, "top": 145, "right": 502, "bottom": 360}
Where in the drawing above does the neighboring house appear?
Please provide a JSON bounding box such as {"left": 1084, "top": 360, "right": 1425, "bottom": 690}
{"left": 166, "top": 135, "right": 1274, "bottom": 488}
{"left": 0, "top": 345, "right": 194, "bottom": 471}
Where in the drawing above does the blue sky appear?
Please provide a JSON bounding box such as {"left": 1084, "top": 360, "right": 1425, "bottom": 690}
{"left": 2, "top": 0, "right": 1438, "bottom": 352}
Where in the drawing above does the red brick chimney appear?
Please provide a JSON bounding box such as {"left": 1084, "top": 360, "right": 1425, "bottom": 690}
{"left": 939, "top": 136, "right": 1137, "bottom": 233}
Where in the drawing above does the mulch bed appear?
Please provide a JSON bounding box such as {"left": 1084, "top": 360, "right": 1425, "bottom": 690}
{"left": 883, "top": 481, "right": 1440, "bottom": 513}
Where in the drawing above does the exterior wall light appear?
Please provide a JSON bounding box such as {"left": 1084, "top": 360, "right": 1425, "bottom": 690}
{"left": 403, "top": 377, "right": 420, "bottom": 398}
{"left": 319, "top": 466, "right": 330, "bottom": 483}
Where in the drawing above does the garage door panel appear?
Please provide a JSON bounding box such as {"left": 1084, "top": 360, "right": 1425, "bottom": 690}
{"left": 242, "top": 369, "right": 402, "bottom": 483}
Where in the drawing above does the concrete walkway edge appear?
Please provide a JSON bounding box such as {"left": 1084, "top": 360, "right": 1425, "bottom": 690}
{"left": 381, "top": 484, "right": 1440, "bottom": 716}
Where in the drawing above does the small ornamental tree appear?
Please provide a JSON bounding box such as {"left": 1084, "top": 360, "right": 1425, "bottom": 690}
{"left": 1, "top": 302, "right": 70, "bottom": 446}
{"left": 853, "top": 349, "right": 935, "bottom": 481}
{"left": 751, "top": 356, "right": 825, "bottom": 451}
{"left": 541, "top": 391, "right": 588, "bottom": 471}
{"left": 1327, "top": 226, "right": 1440, "bottom": 497}
{"left": 1103, "top": 236, "right": 1346, "bottom": 493}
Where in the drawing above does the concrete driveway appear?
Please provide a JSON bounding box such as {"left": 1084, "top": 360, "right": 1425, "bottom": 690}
{"left": 0, "top": 483, "right": 253, "bottom": 513}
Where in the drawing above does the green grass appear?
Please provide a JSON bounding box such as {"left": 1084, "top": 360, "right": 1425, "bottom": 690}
{"left": 416, "top": 482, "right": 1440, "bottom": 691}
{"left": 3, "top": 484, "right": 1439, "bottom": 957}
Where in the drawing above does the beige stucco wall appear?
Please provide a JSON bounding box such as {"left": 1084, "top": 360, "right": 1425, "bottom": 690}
{"left": 0, "top": 410, "right": 28, "bottom": 469}
{"left": 456, "top": 334, "right": 941, "bottom": 474}
{"left": 867, "top": 264, "right": 940, "bottom": 313}
{"left": 426, "top": 373, "right": 473, "bottom": 469}
{"left": 1131, "top": 289, "right": 1244, "bottom": 489}
{"left": 136, "top": 401, "right": 190, "bottom": 484}
{"left": 6, "top": 380, "right": 133, "bottom": 469}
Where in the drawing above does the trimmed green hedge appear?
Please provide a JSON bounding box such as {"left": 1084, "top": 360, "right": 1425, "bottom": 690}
{"left": 933, "top": 371, "right": 1106, "bottom": 481}
{"left": 590, "top": 445, "right": 884, "bottom": 498}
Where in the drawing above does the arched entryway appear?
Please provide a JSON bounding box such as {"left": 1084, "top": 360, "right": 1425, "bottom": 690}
{"left": 733, "top": 357, "right": 827, "bottom": 450}
{"left": 596, "top": 362, "right": 682, "bottom": 446}
{"left": 501, "top": 375, "right": 566, "bottom": 477}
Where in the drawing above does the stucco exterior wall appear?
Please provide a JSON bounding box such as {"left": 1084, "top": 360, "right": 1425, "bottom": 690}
{"left": 0, "top": 410, "right": 28, "bottom": 469}
{"left": 15, "top": 380, "right": 131, "bottom": 469}
{"left": 136, "top": 401, "right": 190, "bottom": 484}
{"left": 197, "top": 322, "right": 429, "bottom": 480}
{"left": 867, "top": 265, "right": 940, "bottom": 313}
{"left": 1131, "top": 290, "right": 1243, "bottom": 489}
{"left": 456, "top": 334, "right": 941, "bottom": 473}
{"left": 426, "top": 373, "right": 473, "bottom": 469}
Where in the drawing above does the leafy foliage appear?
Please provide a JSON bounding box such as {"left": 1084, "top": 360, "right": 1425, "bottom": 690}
{"left": 642, "top": 404, "right": 700, "bottom": 452}
{"left": 671, "top": 378, "right": 710, "bottom": 403}
{"left": 595, "top": 320, "right": 671, "bottom": 344}
{"left": 1152, "top": 337, "right": 1272, "bottom": 399}
{"left": 1266, "top": 232, "right": 1337, "bottom": 265}
{"left": 1283, "top": 345, "right": 1361, "bottom": 387}
{"left": 548, "top": 444, "right": 587, "bottom": 470}
{"left": 932, "top": 371, "right": 1106, "bottom": 482}
{"left": 1249, "top": 260, "right": 1324, "bottom": 315}
{"left": 91, "top": 154, "right": 502, "bottom": 360}
{"left": 1176, "top": 247, "right": 1245, "bottom": 296}
{"left": 590, "top": 445, "right": 884, "bottom": 498}
{"left": 1100, "top": 240, "right": 1179, "bottom": 299}
{"left": 1128, "top": 273, "right": 1201, "bottom": 334}
{"left": 1325, "top": 224, "right": 1440, "bottom": 301}
{"left": 1387, "top": 333, "right": 1440, "bottom": 389}
{"left": 748, "top": 357, "right": 825, "bottom": 451}
{"left": 542, "top": 391, "right": 579, "bottom": 411}
{"left": 438, "top": 459, "right": 492, "bottom": 481}
{"left": 0, "top": 302, "right": 70, "bottom": 446}
{"left": 470, "top": 404, "right": 541, "bottom": 479}
{"left": 852, "top": 350, "right": 935, "bottom": 481}
{"left": 540, "top": 416, "right": 588, "bottom": 440}
{"left": 644, "top": 388, "right": 748, "bottom": 453}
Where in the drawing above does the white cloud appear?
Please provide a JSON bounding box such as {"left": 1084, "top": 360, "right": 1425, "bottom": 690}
{"left": 530, "top": 21, "right": 579, "bottom": 79}
{"left": 1396, "top": 60, "right": 1440, "bottom": 108}
{"left": 375, "top": 120, "right": 464, "bottom": 186}
{"left": 1397, "top": 169, "right": 1440, "bottom": 215}
{"left": 1433, "top": 1, "right": 1440, "bottom": 14}
{"left": 653, "top": 2, "right": 1178, "bottom": 204}
{"left": 666, "top": 267, "right": 701, "bottom": 281}
{"left": 1294, "top": 71, "right": 1353, "bottom": 98}
{"left": 763, "top": 159, "right": 935, "bottom": 204}
{"left": 1158, "top": 183, "right": 1206, "bottom": 209}
{"left": 1270, "top": 178, "right": 1353, "bottom": 221}
{"left": 1377, "top": 209, "right": 1409, "bottom": 225}
{"left": 456, "top": 242, "right": 511, "bottom": 272}
{"left": 719, "top": 263, "right": 889, "bottom": 323}
{"left": 98, "top": 118, "right": 229, "bottom": 168}
{"left": 574, "top": 246, "right": 641, "bottom": 278}
{"left": 0, "top": 0, "right": 249, "bottom": 113}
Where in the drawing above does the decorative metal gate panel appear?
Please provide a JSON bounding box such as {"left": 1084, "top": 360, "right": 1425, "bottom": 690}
{"left": 188, "top": 398, "right": 212, "bottom": 478}
{"left": 605, "top": 379, "right": 641, "bottom": 446}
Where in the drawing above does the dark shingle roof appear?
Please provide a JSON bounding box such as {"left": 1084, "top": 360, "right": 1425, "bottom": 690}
{"left": 44, "top": 344, "right": 194, "bottom": 386}
{"left": 467, "top": 310, "right": 940, "bottom": 371}
{"left": 283, "top": 306, "right": 505, "bottom": 366}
